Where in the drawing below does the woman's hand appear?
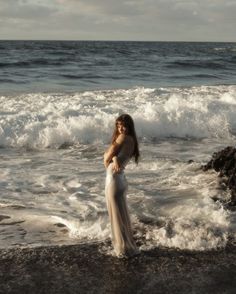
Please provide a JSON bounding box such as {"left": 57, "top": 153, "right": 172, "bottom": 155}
{"left": 112, "top": 157, "right": 121, "bottom": 173}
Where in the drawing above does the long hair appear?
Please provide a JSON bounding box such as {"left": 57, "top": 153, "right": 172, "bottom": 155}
{"left": 111, "top": 114, "right": 140, "bottom": 163}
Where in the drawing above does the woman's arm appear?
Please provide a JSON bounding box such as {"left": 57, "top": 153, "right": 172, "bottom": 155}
{"left": 103, "top": 134, "right": 125, "bottom": 168}
{"left": 103, "top": 144, "right": 119, "bottom": 168}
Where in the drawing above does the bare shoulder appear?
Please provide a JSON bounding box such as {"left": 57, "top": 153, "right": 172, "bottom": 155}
{"left": 115, "top": 134, "right": 134, "bottom": 147}
{"left": 115, "top": 134, "right": 126, "bottom": 145}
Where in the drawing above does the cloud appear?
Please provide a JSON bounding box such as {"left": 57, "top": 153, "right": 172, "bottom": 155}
{"left": 0, "top": 0, "right": 58, "bottom": 20}
{"left": 56, "top": 0, "right": 143, "bottom": 15}
{"left": 0, "top": 0, "right": 235, "bottom": 41}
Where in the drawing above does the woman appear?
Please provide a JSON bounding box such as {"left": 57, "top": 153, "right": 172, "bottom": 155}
{"left": 104, "top": 114, "right": 140, "bottom": 257}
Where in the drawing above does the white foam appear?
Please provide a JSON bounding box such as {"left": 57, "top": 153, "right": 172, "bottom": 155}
{"left": 0, "top": 144, "right": 234, "bottom": 250}
{"left": 52, "top": 215, "right": 110, "bottom": 241}
{"left": 0, "top": 85, "right": 236, "bottom": 148}
{"left": 141, "top": 199, "right": 229, "bottom": 251}
{"left": 126, "top": 157, "right": 233, "bottom": 250}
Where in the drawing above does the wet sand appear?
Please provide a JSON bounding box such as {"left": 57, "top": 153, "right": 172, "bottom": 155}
{"left": 1, "top": 241, "right": 236, "bottom": 294}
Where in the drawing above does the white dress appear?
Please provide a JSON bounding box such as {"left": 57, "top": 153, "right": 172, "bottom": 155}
{"left": 105, "top": 147, "right": 138, "bottom": 257}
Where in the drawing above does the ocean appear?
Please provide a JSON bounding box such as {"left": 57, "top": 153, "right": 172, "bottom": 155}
{"left": 0, "top": 40, "right": 236, "bottom": 251}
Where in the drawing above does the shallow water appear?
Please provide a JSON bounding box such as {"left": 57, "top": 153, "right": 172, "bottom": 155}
{"left": 0, "top": 85, "right": 236, "bottom": 250}
{"left": 1, "top": 41, "right": 236, "bottom": 250}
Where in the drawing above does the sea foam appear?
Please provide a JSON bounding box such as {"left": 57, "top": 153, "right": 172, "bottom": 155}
{"left": 0, "top": 85, "right": 236, "bottom": 149}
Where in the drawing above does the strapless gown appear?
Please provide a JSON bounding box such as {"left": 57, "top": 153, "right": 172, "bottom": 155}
{"left": 105, "top": 152, "right": 138, "bottom": 257}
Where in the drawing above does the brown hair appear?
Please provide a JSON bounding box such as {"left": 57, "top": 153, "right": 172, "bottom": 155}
{"left": 111, "top": 114, "right": 140, "bottom": 163}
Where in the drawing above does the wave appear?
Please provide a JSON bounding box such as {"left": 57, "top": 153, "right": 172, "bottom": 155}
{"left": 0, "top": 57, "right": 111, "bottom": 69}
{"left": 50, "top": 160, "right": 231, "bottom": 250}
{"left": 0, "top": 78, "right": 27, "bottom": 84}
{"left": 0, "top": 85, "right": 236, "bottom": 149}
{"left": 193, "top": 74, "right": 222, "bottom": 79}
{"left": 169, "top": 74, "right": 222, "bottom": 80}
{"left": 230, "top": 56, "right": 236, "bottom": 63}
{"left": 167, "top": 60, "right": 226, "bottom": 70}
{"left": 0, "top": 58, "right": 69, "bottom": 68}
{"left": 0, "top": 78, "right": 17, "bottom": 83}
{"left": 61, "top": 74, "right": 104, "bottom": 79}
{"left": 214, "top": 46, "right": 236, "bottom": 52}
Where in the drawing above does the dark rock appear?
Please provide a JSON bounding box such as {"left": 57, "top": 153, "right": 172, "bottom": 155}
{"left": 202, "top": 146, "right": 236, "bottom": 205}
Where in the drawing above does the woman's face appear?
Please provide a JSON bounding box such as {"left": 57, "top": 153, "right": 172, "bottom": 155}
{"left": 116, "top": 121, "right": 128, "bottom": 135}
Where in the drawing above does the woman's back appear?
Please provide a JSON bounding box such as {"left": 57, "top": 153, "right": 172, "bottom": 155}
{"left": 117, "top": 135, "right": 134, "bottom": 169}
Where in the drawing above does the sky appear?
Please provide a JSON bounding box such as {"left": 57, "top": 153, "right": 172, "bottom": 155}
{"left": 0, "top": 0, "right": 235, "bottom": 42}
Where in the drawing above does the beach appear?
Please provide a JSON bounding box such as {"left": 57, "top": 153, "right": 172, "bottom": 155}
{"left": 1, "top": 40, "right": 236, "bottom": 293}
{"left": 1, "top": 241, "right": 236, "bottom": 294}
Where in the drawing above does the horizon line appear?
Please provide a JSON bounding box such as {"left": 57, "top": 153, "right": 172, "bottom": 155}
{"left": 0, "top": 39, "right": 235, "bottom": 43}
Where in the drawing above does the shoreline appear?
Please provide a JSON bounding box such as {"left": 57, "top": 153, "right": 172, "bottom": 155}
{"left": 1, "top": 241, "right": 236, "bottom": 294}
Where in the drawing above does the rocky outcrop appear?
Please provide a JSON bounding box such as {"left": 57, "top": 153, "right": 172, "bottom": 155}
{"left": 202, "top": 146, "right": 236, "bottom": 205}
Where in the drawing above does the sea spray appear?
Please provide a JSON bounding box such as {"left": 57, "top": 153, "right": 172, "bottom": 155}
{"left": 0, "top": 85, "right": 235, "bottom": 149}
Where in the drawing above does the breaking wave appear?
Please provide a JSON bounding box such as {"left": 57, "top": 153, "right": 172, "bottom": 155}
{"left": 0, "top": 85, "right": 236, "bottom": 149}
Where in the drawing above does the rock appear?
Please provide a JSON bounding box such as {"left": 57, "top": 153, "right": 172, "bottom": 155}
{"left": 202, "top": 146, "right": 236, "bottom": 205}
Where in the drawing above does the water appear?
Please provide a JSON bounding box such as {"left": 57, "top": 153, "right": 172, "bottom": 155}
{"left": 0, "top": 41, "right": 236, "bottom": 93}
{"left": 0, "top": 41, "right": 236, "bottom": 251}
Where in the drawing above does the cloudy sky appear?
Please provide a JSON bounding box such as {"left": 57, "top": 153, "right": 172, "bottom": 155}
{"left": 0, "top": 0, "right": 235, "bottom": 41}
